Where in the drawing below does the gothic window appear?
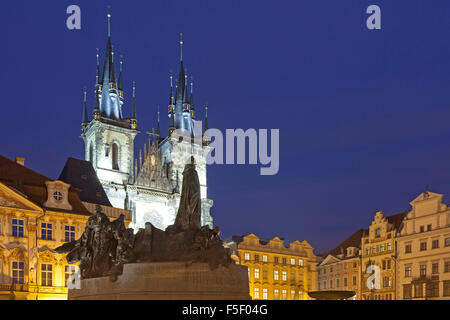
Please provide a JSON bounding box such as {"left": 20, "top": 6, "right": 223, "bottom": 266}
{"left": 112, "top": 142, "right": 119, "bottom": 170}
{"left": 89, "top": 143, "right": 93, "bottom": 163}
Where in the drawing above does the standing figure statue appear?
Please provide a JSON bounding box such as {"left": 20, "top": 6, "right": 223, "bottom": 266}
{"left": 171, "top": 156, "right": 201, "bottom": 232}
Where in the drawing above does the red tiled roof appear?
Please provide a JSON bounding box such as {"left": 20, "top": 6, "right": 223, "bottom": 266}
{"left": 0, "top": 155, "right": 90, "bottom": 215}
{"left": 329, "top": 229, "right": 367, "bottom": 256}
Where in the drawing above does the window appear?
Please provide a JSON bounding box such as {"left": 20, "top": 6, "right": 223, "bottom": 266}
{"left": 262, "top": 269, "right": 268, "bottom": 280}
{"left": 329, "top": 279, "right": 333, "bottom": 289}
{"left": 53, "top": 191, "right": 63, "bottom": 201}
{"left": 403, "top": 284, "right": 412, "bottom": 299}
{"left": 343, "top": 277, "right": 348, "bottom": 287}
{"left": 376, "top": 228, "right": 381, "bottom": 237}
{"left": 414, "top": 283, "right": 423, "bottom": 298}
{"left": 353, "top": 276, "right": 357, "bottom": 286}
{"left": 405, "top": 244, "right": 412, "bottom": 253}
{"left": 262, "top": 288, "right": 268, "bottom": 300}
{"left": 405, "top": 265, "right": 412, "bottom": 277}
{"left": 253, "top": 287, "right": 259, "bottom": 299}
{"left": 420, "top": 241, "right": 427, "bottom": 251}
{"left": 12, "top": 219, "right": 24, "bottom": 237}
{"left": 244, "top": 253, "right": 250, "bottom": 261}
{"left": 290, "top": 271, "right": 295, "bottom": 282}
{"left": 387, "top": 260, "right": 391, "bottom": 269}
{"left": 290, "top": 258, "right": 295, "bottom": 265}
{"left": 372, "top": 246, "right": 376, "bottom": 254}
{"left": 420, "top": 263, "right": 427, "bottom": 276}
{"left": 12, "top": 261, "right": 24, "bottom": 284}
{"left": 426, "top": 282, "right": 439, "bottom": 298}
{"left": 420, "top": 226, "right": 425, "bottom": 233}
{"left": 290, "top": 290, "right": 295, "bottom": 300}
{"left": 274, "top": 256, "right": 279, "bottom": 264}
{"left": 112, "top": 142, "right": 119, "bottom": 170}
{"left": 444, "top": 280, "right": 450, "bottom": 297}
{"left": 298, "top": 259, "right": 304, "bottom": 266}
{"left": 353, "top": 262, "right": 357, "bottom": 268}
{"left": 282, "top": 257, "right": 287, "bottom": 265}
{"left": 336, "top": 278, "right": 340, "bottom": 288}
{"left": 262, "top": 255, "right": 268, "bottom": 262}
{"left": 65, "top": 265, "right": 77, "bottom": 287}
{"left": 274, "top": 270, "right": 279, "bottom": 281}
{"left": 248, "top": 267, "right": 250, "bottom": 278}
{"left": 445, "top": 237, "right": 450, "bottom": 247}
{"left": 444, "top": 261, "right": 450, "bottom": 273}
{"left": 274, "top": 289, "right": 279, "bottom": 299}
{"left": 282, "top": 271, "right": 287, "bottom": 281}
{"left": 383, "top": 276, "right": 391, "bottom": 287}
{"left": 432, "top": 239, "right": 439, "bottom": 249}
{"left": 282, "top": 289, "right": 287, "bottom": 300}
{"left": 427, "top": 224, "right": 432, "bottom": 231}
{"left": 254, "top": 254, "right": 259, "bottom": 262}
{"left": 432, "top": 263, "right": 439, "bottom": 274}
{"left": 380, "top": 244, "right": 384, "bottom": 252}
{"left": 41, "top": 223, "right": 52, "bottom": 240}
{"left": 65, "top": 225, "right": 75, "bottom": 242}
{"left": 41, "top": 264, "right": 53, "bottom": 286}
{"left": 387, "top": 243, "right": 392, "bottom": 251}
{"left": 254, "top": 268, "right": 260, "bottom": 280}
{"left": 298, "top": 291, "right": 303, "bottom": 300}
{"left": 365, "top": 247, "right": 369, "bottom": 255}
{"left": 383, "top": 260, "right": 386, "bottom": 270}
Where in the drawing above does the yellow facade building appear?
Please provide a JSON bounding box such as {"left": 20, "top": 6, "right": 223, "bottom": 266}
{"left": 397, "top": 190, "right": 450, "bottom": 300}
{"left": 226, "top": 233, "right": 317, "bottom": 300}
{"left": 0, "top": 155, "right": 130, "bottom": 300}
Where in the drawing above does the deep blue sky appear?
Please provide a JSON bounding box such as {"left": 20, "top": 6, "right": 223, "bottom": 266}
{"left": 2, "top": 1, "right": 450, "bottom": 253}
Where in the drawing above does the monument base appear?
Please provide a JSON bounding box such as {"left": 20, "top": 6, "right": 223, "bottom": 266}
{"left": 69, "top": 262, "right": 250, "bottom": 300}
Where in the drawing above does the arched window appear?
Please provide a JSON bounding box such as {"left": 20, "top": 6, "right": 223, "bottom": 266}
{"left": 112, "top": 143, "right": 119, "bottom": 170}
{"left": 89, "top": 143, "right": 93, "bottom": 163}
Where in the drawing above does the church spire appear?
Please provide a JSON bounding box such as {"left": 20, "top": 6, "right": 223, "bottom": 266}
{"left": 203, "top": 104, "right": 210, "bottom": 146}
{"left": 118, "top": 57, "right": 123, "bottom": 91}
{"left": 176, "top": 34, "right": 186, "bottom": 103}
{"left": 96, "top": 48, "right": 101, "bottom": 85}
{"left": 81, "top": 87, "right": 88, "bottom": 132}
{"left": 131, "top": 81, "right": 137, "bottom": 130}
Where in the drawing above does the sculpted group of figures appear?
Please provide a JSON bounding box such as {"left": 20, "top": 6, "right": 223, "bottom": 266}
{"left": 55, "top": 157, "right": 233, "bottom": 281}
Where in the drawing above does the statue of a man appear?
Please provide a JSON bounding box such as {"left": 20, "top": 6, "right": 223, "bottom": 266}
{"left": 172, "top": 156, "right": 201, "bottom": 232}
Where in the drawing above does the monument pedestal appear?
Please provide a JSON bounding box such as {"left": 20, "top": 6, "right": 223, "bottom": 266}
{"left": 69, "top": 262, "right": 250, "bottom": 300}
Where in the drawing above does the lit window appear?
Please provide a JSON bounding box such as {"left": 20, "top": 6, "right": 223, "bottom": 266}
{"left": 274, "top": 270, "right": 279, "bottom": 281}
{"left": 262, "top": 255, "right": 268, "bottom": 262}
{"left": 41, "top": 263, "right": 53, "bottom": 286}
{"left": 298, "top": 291, "right": 303, "bottom": 300}
{"left": 282, "top": 289, "right": 287, "bottom": 300}
{"left": 53, "top": 191, "right": 63, "bottom": 201}
{"left": 372, "top": 246, "right": 376, "bottom": 253}
{"left": 41, "top": 223, "right": 52, "bottom": 240}
{"left": 290, "top": 258, "right": 295, "bottom": 265}
{"left": 262, "top": 288, "right": 268, "bottom": 300}
{"left": 380, "top": 244, "right": 384, "bottom": 252}
{"left": 65, "top": 225, "right": 75, "bottom": 242}
{"left": 12, "top": 219, "right": 24, "bottom": 237}
{"left": 282, "top": 271, "right": 287, "bottom": 281}
{"left": 291, "top": 290, "right": 295, "bottom": 300}
{"left": 244, "top": 253, "right": 250, "bottom": 261}
{"left": 253, "top": 287, "right": 259, "bottom": 299}
{"left": 65, "top": 265, "right": 77, "bottom": 287}
{"left": 298, "top": 259, "right": 304, "bottom": 266}
{"left": 274, "top": 289, "right": 279, "bottom": 299}
{"left": 254, "top": 268, "right": 260, "bottom": 279}
{"left": 12, "top": 261, "right": 24, "bottom": 284}
{"left": 387, "top": 243, "right": 392, "bottom": 251}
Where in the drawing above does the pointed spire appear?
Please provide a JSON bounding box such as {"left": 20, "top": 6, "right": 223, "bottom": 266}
{"left": 204, "top": 104, "right": 209, "bottom": 132}
{"left": 169, "top": 74, "right": 174, "bottom": 106}
{"left": 176, "top": 34, "right": 186, "bottom": 103}
{"left": 179, "top": 32, "right": 183, "bottom": 62}
{"left": 96, "top": 48, "right": 101, "bottom": 85}
{"left": 82, "top": 87, "right": 88, "bottom": 127}
{"left": 183, "top": 74, "right": 189, "bottom": 104}
{"left": 131, "top": 81, "right": 136, "bottom": 119}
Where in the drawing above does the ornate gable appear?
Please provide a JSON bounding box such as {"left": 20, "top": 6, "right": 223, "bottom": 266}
{"left": 0, "top": 182, "right": 41, "bottom": 211}
{"left": 409, "top": 191, "right": 445, "bottom": 217}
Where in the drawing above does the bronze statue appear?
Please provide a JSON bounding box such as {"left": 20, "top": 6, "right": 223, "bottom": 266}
{"left": 55, "top": 157, "right": 234, "bottom": 281}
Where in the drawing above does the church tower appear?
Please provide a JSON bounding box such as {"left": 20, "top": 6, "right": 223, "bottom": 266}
{"left": 81, "top": 13, "right": 138, "bottom": 209}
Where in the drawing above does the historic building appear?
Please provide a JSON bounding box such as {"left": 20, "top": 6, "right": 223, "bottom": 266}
{"left": 360, "top": 210, "right": 406, "bottom": 300}
{"left": 80, "top": 13, "right": 213, "bottom": 231}
{"left": 226, "top": 234, "right": 317, "bottom": 300}
{"left": 316, "top": 229, "right": 365, "bottom": 300}
{"left": 397, "top": 190, "right": 450, "bottom": 300}
{"left": 0, "top": 155, "right": 130, "bottom": 300}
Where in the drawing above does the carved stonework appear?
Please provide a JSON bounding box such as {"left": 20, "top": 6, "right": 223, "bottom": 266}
{"left": 0, "top": 189, "right": 29, "bottom": 209}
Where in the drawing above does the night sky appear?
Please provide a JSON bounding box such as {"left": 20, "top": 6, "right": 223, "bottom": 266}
{"left": 2, "top": 1, "right": 450, "bottom": 253}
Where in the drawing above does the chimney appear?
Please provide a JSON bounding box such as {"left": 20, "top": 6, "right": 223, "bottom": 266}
{"left": 15, "top": 157, "right": 25, "bottom": 166}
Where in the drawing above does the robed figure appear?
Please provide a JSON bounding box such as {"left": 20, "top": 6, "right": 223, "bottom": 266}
{"left": 172, "top": 156, "right": 201, "bottom": 232}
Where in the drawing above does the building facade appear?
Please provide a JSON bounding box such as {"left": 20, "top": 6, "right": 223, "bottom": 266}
{"left": 360, "top": 211, "right": 406, "bottom": 300}
{"left": 80, "top": 13, "right": 213, "bottom": 232}
{"left": 317, "top": 229, "right": 365, "bottom": 299}
{"left": 227, "top": 234, "right": 317, "bottom": 300}
{"left": 0, "top": 155, "right": 130, "bottom": 300}
{"left": 397, "top": 191, "right": 450, "bottom": 300}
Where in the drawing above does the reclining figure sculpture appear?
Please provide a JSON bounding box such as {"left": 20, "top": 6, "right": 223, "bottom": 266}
{"left": 55, "top": 156, "right": 233, "bottom": 281}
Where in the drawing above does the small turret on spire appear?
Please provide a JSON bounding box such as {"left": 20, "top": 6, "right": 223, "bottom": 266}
{"left": 131, "top": 81, "right": 137, "bottom": 130}
{"left": 118, "top": 56, "right": 123, "bottom": 92}
{"left": 203, "top": 104, "right": 210, "bottom": 146}
{"left": 96, "top": 48, "right": 101, "bottom": 86}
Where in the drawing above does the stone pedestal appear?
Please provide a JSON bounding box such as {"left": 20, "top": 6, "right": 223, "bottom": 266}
{"left": 69, "top": 262, "right": 250, "bottom": 300}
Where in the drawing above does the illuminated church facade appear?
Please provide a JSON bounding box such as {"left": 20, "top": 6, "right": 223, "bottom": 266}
{"left": 80, "top": 13, "right": 213, "bottom": 231}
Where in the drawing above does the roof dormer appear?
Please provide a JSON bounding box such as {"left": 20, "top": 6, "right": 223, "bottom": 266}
{"left": 44, "top": 180, "right": 72, "bottom": 211}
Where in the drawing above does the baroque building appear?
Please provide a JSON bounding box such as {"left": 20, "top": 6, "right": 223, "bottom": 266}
{"left": 0, "top": 155, "right": 131, "bottom": 300}
{"left": 397, "top": 190, "right": 450, "bottom": 300}
{"left": 226, "top": 234, "right": 317, "bottom": 300}
{"left": 80, "top": 13, "right": 213, "bottom": 231}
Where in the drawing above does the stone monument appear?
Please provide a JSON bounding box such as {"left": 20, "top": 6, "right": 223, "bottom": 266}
{"left": 55, "top": 156, "right": 250, "bottom": 300}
